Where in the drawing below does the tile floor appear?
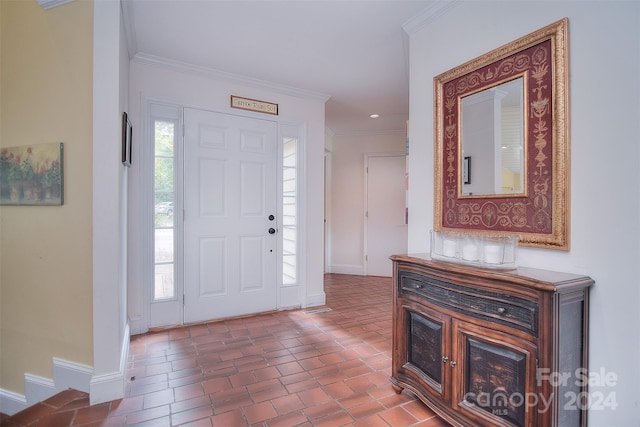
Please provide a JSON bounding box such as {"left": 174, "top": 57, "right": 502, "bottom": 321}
{"left": 1, "top": 274, "right": 450, "bottom": 427}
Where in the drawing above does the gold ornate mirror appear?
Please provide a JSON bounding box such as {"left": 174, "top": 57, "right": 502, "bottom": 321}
{"left": 434, "top": 18, "right": 569, "bottom": 249}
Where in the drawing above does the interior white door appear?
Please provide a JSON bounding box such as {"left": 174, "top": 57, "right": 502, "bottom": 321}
{"left": 365, "top": 154, "right": 408, "bottom": 277}
{"left": 183, "top": 108, "right": 278, "bottom": 323}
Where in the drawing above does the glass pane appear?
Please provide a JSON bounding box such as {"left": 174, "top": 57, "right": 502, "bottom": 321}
{"left": 154, "top": 263, "right": 175, "bottom": 300}
{"left": 283, "top": 137, "right": 297, "bottom": 285}
{"left": 155, "top": 228, "right": 174, "bottom": 264}
{"left": 155, "top": 122, "right": 175, "bottom": 156}
{"left": 155, "top": 157, "right": 174, "bottom": 193}
{"left": 153, "top": 119, "right": 176, "bottom": 301}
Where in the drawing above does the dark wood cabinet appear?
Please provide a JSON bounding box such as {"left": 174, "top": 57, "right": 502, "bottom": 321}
{"left": 390, "top": 254, "right": 593, "bottom": 427}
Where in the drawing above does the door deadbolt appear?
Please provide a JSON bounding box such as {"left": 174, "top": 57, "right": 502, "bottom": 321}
{"left": 268, "top": 214, "right": 275, "bottom": 221}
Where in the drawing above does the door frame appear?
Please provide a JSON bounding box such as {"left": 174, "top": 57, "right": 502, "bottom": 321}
{"left": 137, "top": 99, "right": 306, "bottom": 331}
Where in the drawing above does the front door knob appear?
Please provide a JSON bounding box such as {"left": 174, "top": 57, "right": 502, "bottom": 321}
{"left": 268, "top": 228, "right": 276, "bottom": 234}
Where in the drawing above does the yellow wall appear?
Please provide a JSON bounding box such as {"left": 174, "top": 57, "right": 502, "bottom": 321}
{"left": 0, "top": 0, "right": 93, "bottom": 394}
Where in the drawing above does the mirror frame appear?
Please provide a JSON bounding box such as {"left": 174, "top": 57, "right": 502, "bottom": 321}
{"left": 434, "top": 18, "right": 569, "bottom": 250}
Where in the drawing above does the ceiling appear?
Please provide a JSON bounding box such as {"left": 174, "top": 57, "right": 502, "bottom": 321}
{"left": 123, "top": 0, "right": 432, "bottom": 136}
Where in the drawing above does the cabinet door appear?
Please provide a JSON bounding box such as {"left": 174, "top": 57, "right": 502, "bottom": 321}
{"left": 451, "top": 320, "right": 537, "bottom": 427}
{"left": 398, "top": 301, "right": 451, "bottom": 402}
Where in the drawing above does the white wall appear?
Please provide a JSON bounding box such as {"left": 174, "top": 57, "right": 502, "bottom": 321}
{"left": 407, "top": 2, "right": 640, "bottom": 425}
{"left": 91, "top": 0, "right": 131, "bottom": 404}
{"left": 127, "top": 57, "right": 327, "bottom": 333}
{"left": 329, "top": 132, "right": 406, "bottom": 274}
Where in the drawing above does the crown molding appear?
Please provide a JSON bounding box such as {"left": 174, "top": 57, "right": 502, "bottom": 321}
{"left": 132, "top": 53, "right": 331, "bottom": 103}
{"left": 37, "top": 0, "right": 74, "bottom": 10}
{"left": 402, "top": 0, "right": 461, "bottom": 36}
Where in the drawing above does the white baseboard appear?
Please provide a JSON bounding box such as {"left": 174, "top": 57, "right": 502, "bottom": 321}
{"left": 0, "top": 323, "right": 130, "bottom": 414}
{"left": 53, "top": 358, "right": 93, "bottom": 393}
{"left": 329, "top": 264, "right": 364, "bottom": 275}
{"left": 0, "top": 388, "right": 27, "bottom": 416}
{"left": 305, "top": 291, "right": 326, "bottom": 308}
{"left": 89, "top": 322, "right": 130, "bottom": 405}
{"left": 128, "top": 314, "right": 145, "bottom": 336}
{"left": 0, "top": 357, "right": 94, "bottom": 416}
{"left": 24, "top": 374, "right": 57, "bottom": 406}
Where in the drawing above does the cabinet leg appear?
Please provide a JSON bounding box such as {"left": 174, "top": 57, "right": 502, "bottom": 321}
{"left": 391, "top": 384, "right": 403, "bottom": 394}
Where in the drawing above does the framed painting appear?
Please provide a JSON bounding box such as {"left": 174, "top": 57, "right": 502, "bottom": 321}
{"left": 0, "top": 142, "right": 64, "bottom": 205}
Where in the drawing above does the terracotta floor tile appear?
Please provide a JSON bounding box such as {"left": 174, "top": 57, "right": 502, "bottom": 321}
{"left": 8, "top": 403, "right": 52, "bottom": 425}
{"left": 322, "top": 381, "right": 355, "bottom": 400}
{"left": 312, "top": 409, "right": 354, "bottom": 427}
{"left": 353, "top": 413, "right": 392, "bottom": 427}
{"left": 30, "top": 410, "right": 75, "bottom": 427}
{"left": 170, "top": 405, "right": 214, "bottom": 426}
{"left": 143, "top": 388, "right": 174, "bottom": 409}
{"left": 242, "top": 401, "right": 277, "bottom": 424}
{"left": 170, "top": 395, "right": 212, "bottom": 414}
{"left": 275, "top": 360, "right": 304, "bottom": 376}
{"left": 271, "top": 394, "right": 304, "bottom": 416}
{"left": 201, "top": 377, "right": 232, "bottom": 395}
{"left": 107, "top": 395, "right": 144, "bottom": 417}
{"left": 277, "top": 371, "right": 312, "bottom": 386}
{"left": 41, "top": 389, "right": 87, "bottom": 408}
{"left": 302, "top": 400, "right": 343, "bottom": 421}
{"left": 2, "top": 275, "right": 452, "bottom": 427}
{"left": 124, "top": 404, "right": 171, "bottom": 425}
{"left": 283, "top": 377, "right": 321, "bottom": 394}
{"left": 347, "top": 400, "right": 386, "bottom": 420}
{"left": 211, "top": 409, "right": 245, "bottom": 426}
{"left": 178, "top": 417, "right": 213, "bottom": 427}
{"left": 174, "top": 382, "right": 204, "bottom": 402}
{"left": 264, "top": 410, "right": 308, "bottom": 427}
{"left": 378, "top": 406, "right": 419, "bottom": 427}
{"left": 297, "top": 387, "right": 331, "bottom": 407}
{"left": 72, "top": 402, "right": 110, "bottom": 425}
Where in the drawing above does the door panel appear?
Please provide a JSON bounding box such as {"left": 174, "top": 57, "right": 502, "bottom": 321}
{"left": 452, "top": 320, "right": 537, "bottom": 427}
{"left": 398, "top": 301, "right": 451, "bottom": 402}
{"left": 366, "top": 154, "right": 407, "bottom": 276}
{"left": 184, "top": 108, "right": 278, "bottom": 323}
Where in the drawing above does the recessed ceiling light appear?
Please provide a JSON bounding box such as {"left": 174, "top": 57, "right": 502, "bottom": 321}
{"left": 369, "top": 114, "right": 380, "bottom": 119}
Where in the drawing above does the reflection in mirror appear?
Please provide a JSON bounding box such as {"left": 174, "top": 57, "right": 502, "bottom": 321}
{"left": 460, "top": 77, "right": 524, "bottom": 196}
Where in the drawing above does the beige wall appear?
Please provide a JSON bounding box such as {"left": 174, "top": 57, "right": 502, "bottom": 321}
{"left": 0, "top": 0, "right": 93, "bottom": 395}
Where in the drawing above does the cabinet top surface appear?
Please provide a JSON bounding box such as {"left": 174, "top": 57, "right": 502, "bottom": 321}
{"left": 391, "top": 253, "right": 593, "bottom": 292}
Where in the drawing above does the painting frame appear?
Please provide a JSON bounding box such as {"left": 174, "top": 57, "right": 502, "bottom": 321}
{"left": 434, "top": 18, "right": 570, "bottom": 250}
{"left": 0, "top": 142, "right": 64, "bottom": 206}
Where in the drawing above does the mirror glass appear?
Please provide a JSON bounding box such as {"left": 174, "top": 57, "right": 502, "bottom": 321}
{"left": 460, "top": 77, "right": 524, "bottom": 196}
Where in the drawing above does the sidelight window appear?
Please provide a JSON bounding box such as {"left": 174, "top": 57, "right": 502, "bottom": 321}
{"left": 153, "top": 120, "right": 176, "bottom": 300}
{"left": 282, "top": 136, "right": 297, "bottom": 285}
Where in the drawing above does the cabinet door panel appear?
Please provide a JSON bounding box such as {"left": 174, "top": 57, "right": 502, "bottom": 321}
{"left": 399, "top": 302, "right": 451, "bottom": 401}
{"left": 453, "top": 320, "right": 537, "bottom": 427}
{"left": 409, "top": 311, "right": 444, "bottom": 384}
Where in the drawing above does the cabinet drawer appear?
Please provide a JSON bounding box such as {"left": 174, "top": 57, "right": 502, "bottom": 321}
{"left": 399, "top": 271, "right": 538, "bottom": 336}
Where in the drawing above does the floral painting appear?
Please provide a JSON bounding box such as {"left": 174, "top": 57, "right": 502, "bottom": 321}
{"left": 0, "top": 142, "right": 63, "bottom": 205}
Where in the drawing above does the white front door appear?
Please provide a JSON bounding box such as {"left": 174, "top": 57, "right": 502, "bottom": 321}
{"left": 183, "top": 108, "right": 278, "bottom": 323}
{"left": 365, "top": 154, "right": 408, "bottom": 277}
